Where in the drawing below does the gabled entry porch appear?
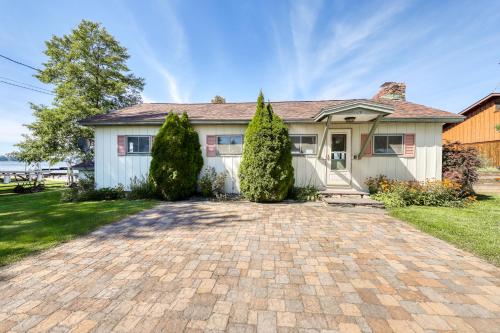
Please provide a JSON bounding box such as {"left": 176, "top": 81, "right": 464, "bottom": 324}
{"left": 314, "top": 100, "right": 394, "bottom": 190}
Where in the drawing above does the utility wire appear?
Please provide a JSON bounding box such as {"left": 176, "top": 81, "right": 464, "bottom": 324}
{"left": 0, "top": 76, "right": 53, "bottom": 93}
{"left": 0, "top": 80, "right": 55, "bottom": 95}
{"left": 0, "top": 53, "right": 41, "bottom": 72}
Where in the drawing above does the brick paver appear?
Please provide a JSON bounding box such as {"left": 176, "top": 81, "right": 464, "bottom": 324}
{"left": 0, "top": 201, "right": 499, "bottom": 332}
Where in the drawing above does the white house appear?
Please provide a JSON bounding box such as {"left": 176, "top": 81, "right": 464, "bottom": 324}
{"left": 81, "top": 82, "right": 464, "bottom": 193}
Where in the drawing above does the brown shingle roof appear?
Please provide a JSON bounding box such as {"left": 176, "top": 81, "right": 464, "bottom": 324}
{"left": 81, "top": 98, "right": 463, "bottom": 125}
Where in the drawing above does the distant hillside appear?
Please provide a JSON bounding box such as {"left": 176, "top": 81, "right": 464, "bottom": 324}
{"left": 0, "top": 155, "right": 19, "bottom": 162}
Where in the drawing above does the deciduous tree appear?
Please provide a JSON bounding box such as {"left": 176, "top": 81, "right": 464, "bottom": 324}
{"left": 15, "top": 20, "right": 144, "bottom": 181}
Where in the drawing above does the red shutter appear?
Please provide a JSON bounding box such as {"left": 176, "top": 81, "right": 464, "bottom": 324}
{"left": 404, "top": 134, "right": 416, "bottom": 157}
{"left": 206, "top": 135, "right": 216, "bottom": 157}
{"left": 361, "top": 133, "right": 372, "bottom": 156}
{"left": 117, "top": 136, "right": 126, "bottom": 156}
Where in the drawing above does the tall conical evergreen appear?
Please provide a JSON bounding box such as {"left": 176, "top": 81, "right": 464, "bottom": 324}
{"left": 149, "top": 112, "right": 203, "bottom": 200}
{"left": 239, "top": 91, "right": 294, "bottom": 202}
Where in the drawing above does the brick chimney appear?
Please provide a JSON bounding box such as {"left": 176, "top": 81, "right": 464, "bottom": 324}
{"left": 373, "top": 82, "right": 406, "bottom": 101}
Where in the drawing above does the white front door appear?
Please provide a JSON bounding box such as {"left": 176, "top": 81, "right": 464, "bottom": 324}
{"left": 327, "top": 129, "right": 352, "bottom": 187}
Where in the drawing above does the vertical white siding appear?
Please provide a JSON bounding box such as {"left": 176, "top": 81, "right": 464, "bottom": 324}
{"left": 94, "top": 122, "right": 444, "bottom": 192}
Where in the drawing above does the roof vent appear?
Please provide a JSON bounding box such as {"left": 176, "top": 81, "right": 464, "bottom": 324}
{"left": 373, "top": 82, "right": 406, "bottom": 101}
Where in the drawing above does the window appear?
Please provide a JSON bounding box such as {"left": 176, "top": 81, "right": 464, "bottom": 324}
{"left": 127, "top": 136, "right": 151, "bottom": 154}
{"left": 373, "top": 134, "right": 403, "bottom": 155}
{"left": 216, "top": 135, "right": 243, "bottom": 155}
{"left": 331, "top": 134, "right": 347, "bottom": 170}
{"left": 290, "top": 135, "right": 317, "bottom": 155}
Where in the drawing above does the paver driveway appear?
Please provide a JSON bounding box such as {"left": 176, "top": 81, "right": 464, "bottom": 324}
{"left": 0, "top": 202, "right": 499, "bottom": 333}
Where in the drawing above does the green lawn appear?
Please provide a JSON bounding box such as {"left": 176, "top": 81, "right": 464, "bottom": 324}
{"left": 389, "top": 195, "right": 500, "bottom": 266}
{"left": 0, "top": 182, "right": 157, "bottom": 266}
{"left": 0, "top": 179, "right": 67, "bottom": 195}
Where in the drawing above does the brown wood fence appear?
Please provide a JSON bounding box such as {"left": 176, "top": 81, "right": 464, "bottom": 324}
{"left": 463, "top": 141, "right": 500, "bottom": 167}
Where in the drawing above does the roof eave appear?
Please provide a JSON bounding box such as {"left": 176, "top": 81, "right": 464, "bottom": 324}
{"left": 81, "top": 116, "right": 464, "bottom": 126}
{"left": 381, "top": 117, "right": 464, "bottom": 123}
{"left": 459, "top": 93, "right": 500, "bottom": 115}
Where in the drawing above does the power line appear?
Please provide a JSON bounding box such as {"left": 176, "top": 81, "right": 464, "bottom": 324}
{"left": 0, "top": 80, "right": 54, "bottom": 95}
{"left": 0, "top": 53, "right": 41, "bottom": 72}
{"left": 0, "top": 76, "right": 53, "bottom": 93}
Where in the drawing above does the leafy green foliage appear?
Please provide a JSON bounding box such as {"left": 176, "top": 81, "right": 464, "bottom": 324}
{"left": 211, "top": 95, "right": 226, "bottom": 104}
{"left": 239, "top": 92, "right": 294, "bottom": 202}
{"left": 198, "top": 167, "right": 227, "bottom": 198}
{"left": 13, "top": 184, "right": 45, "bottom": 194}
{"left": 61, "top": 176, "right": 125, "bottom": 202}
{"left": 288, "top": 186, "right": 319, "bottom": 201}
{"left": 149, "top": 112, "right": 203, "bottom": 200}
{"left": 14, "top": 20, "right": 144, "bottom": 166}
{"left": 128, "top": 176, "right": 157, "bottom": 200}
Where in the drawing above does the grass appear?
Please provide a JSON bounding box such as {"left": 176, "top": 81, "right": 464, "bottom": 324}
{"left": 0, "top": 179, "right": 67, "bottom": 195}
{"left": 0, "top": 181, "right": 157, "bottom": 266}
{"left": 389, "top": 195, "right": 500, "bottom": 266}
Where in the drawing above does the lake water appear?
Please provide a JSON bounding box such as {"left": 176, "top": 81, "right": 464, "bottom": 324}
{"left": 0, "top": 161, "right": 67, "bottom": 172}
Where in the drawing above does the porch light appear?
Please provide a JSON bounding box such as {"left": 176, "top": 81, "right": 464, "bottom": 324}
{"left": 344, "top": 116, "right": 356, "bottom": 123}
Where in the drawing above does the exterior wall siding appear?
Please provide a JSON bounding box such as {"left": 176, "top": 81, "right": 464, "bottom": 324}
{"left": 94, "top": 122, "right": 443, "bottom": 192}
{"left": 443, "top": 100, "right": 500, "bottom": 144}
{"left": 443, "top": 100, "right": 500, "bottom": 166}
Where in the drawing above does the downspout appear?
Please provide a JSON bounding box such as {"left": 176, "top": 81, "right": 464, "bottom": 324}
{"left": 355, "top": 115, "right": 383, "bottom": 160}
{"left": 316, "top": 115, "right": 331, "bottom": 159}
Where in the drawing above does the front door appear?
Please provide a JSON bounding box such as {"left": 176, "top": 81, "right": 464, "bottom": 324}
{"left": 327, "top": 129, "right": 352, "bottom": 187}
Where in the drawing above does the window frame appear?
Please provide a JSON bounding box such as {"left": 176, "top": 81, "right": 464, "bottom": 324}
{"left": 126, "top": 135, "right": 152, "bottom": 155}
{"left": 215, "top": 134, "right": 244, "bottom": 156}
{"left": 372, "top": 134, "right": 404, "bottom": 156}
{"left": 290, "top": 134, "right": 318, "bottom": 155}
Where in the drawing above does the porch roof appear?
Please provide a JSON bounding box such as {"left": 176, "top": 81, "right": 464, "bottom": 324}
{"left": 313, "top": 100, "right": 394, "bottom": 122}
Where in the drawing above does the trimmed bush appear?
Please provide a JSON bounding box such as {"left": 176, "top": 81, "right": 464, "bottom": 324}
{"left": 239, "top": 92, "right": 294, "bottom": 202}
{"left": 149, "top": 112, "right": 203, "bottom": 200}
{"left": 442, "top": 141, "right": 481, "bottom": 194}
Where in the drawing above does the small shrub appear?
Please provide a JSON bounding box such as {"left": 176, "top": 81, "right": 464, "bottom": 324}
{"left": 198, "top": 167, "right": 227, "bottom": 198}
{"left": 199, "top": 167, "right": 217, "bottom": 197}
{"left": 212, "top": 171, "right": 227, "bottom": 198}
{"left": 13, "top": 183, "right": 45, "bottom": 194}
{"left": 365, "top": 175, "right": 390, "bottom": 194}
{"left": 128, "top": 176, "right": 156, "bottom": 200}
{"left": 288, "top": 186, "right": 319, "bottom": 201}
{"left": 61, "top": 177, "right": 125, "bottom": 202}
{"left": 442, "top": 141, "right": 481, "bottom": 194}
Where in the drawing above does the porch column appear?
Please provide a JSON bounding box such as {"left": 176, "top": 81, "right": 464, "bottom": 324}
{"left": 316, "top": 115, "right": 331, "bottom": 159}
{"left": 356, "top": 115, "right": 383, "bottom": 160}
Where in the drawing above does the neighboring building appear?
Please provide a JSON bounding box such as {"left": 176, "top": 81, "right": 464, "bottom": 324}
{"left": 81, "top": 82, "right": 463, "bottom": 193}
{"left": 443, "top": 93, "right": 500, "bottom": 167}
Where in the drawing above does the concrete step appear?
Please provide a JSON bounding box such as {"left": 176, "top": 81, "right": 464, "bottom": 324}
{"left": 322, "top": 197, "right": 385, "bottom": 208}
{"left": 319, "top": 188, "right": 370, "bottom": 199}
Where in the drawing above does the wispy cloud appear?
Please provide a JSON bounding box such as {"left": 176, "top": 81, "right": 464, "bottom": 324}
{"left": 119, "top": 1, "right": 192, "bottom": 103}
{"left": 277, "top": 0, "right": 412, "bottom": 99}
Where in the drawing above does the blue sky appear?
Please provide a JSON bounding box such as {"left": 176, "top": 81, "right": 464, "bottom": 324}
{"left": 1, "top": 0, "right": 499, "bottom": 154}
